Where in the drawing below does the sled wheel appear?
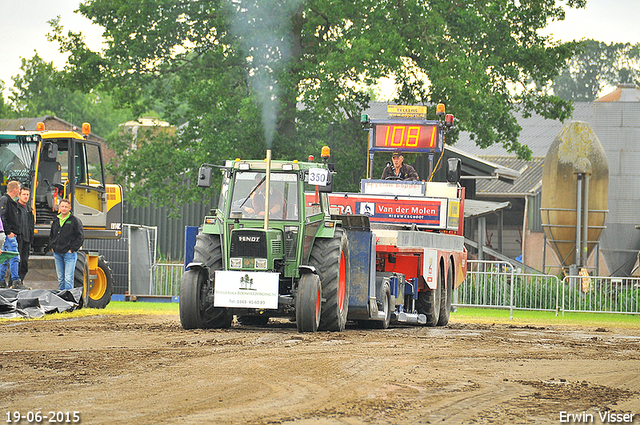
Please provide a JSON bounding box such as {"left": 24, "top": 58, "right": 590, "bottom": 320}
{"left": 437, "top": 260, "right": 454, "bottom": 326}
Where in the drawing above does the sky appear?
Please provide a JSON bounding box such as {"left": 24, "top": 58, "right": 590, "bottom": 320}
{"left": 1, "top": 0, "right": 640, "bottom": 101}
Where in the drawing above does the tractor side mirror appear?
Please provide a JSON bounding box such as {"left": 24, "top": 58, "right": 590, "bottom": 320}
{"left": 198, "top": 166, "right": 212, "bottom": 188}
{"left": 446, "top": 158, "right": 461, "bottom": 184}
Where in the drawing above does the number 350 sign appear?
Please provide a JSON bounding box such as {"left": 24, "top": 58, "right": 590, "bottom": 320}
{"left": 308, "top": 168, "right": 329, "bottom": 186}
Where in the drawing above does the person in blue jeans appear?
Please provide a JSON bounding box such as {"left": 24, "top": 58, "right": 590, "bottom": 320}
{"left": 49, "top": 199, "right": 84, "bottom": 291}
{"left": 0, "top": 181, "right": 22, "bottom": 288}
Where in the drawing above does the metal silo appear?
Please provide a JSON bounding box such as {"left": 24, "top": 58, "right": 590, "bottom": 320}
{"left": 594, "top": 84, "right": 640, "bottom": 276}
{"left": 541, "top": 122, "right": 609, "bottom": 270}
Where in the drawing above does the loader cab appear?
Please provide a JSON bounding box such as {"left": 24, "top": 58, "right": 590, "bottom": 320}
{"left": 0, "top": 134, "right": 39, "bottom": 194}
{"left": 35, "top": 135, "right": 108, "bottom": 228}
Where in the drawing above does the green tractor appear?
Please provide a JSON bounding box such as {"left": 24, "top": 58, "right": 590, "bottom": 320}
{"left": 180, "top": 149, "right": 349, "bottom": 332}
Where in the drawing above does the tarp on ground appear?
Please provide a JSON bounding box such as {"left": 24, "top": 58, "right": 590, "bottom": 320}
{"left": 0, "top": 287, "right": 83, "bottom": 319}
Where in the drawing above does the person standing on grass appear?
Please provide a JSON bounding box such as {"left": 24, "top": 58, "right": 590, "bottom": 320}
{"left": 17, "top": 186, "right": 34, "bottom": 283}
{"left": 0, "top": 180, "right": 22, "bottom": 288}
{"left": 49, "top": 198, "right": 84, "bottom": 291}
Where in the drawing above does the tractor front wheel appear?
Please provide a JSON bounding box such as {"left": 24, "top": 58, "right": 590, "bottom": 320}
{"left": 179, "top": 233, "right": 232, "bottom": 329}
{"left": 295, "top": 273, "right": 322, "bottom": 333}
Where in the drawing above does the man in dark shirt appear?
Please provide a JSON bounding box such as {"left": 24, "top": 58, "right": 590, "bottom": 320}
{"left": 381, "top": 151, "right": 419, "bottom": 181}
{"left": 49, "top": 198, "right": 84, "bottom": 290}
{"left": 0, "top": 180, "right": 22, "bottom": 287}
{"left": 17, "top": 186, "right": 34, "bottom": 283}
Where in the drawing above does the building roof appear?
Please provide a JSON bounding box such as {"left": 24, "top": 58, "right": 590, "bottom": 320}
{"left": 595, "top": 83, "right": 640, "bottom": 103}
{"left": 475, "top": 156, "right": 545, "bottom": 198}
{"left": 0, "top": 115, "right": 105, "bottom": 142}
{"left": 451, "top": 102, "right": 594, "bottom": 157}
{"left": 464, "top": 199, "right": 511, "bottom": 218}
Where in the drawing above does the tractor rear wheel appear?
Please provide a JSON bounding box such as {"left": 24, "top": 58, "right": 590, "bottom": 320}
{"left": 309, "top": 228, "right": 349, "bottom": 331}
{"left": 180, "top": 233, "right": 232, "bottom": 329}
{"left": 295, "top": 273, "right": 322, "bottom": 333}
{"left": 437, "top": 260, "right": 454, "bottom": 326}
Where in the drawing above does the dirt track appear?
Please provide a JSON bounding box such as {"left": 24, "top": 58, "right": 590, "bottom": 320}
{"left": 1, "top": 313, "right": 639, "bottom": 424}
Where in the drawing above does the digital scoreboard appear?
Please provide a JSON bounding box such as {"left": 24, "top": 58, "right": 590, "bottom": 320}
{"left": 365, "top": 105, "right": 447, "bottom": 154}
{"left": 373, "top": 124, "right": 439, "bottom": 151}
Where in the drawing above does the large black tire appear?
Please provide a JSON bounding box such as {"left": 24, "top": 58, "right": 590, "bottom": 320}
{"left": 74, "top": 251, "right": 88, "bottom": 291}
{"left": 373, "top": 281, "right": 392, "bottom": 329}
{"left": 75, "top": 253, "right": 113, "bottom": 309}
{"left": 309, "top": 228, "right": 349, "bottom": 332}
{"left": 416, "top": 264, "right": 443, "bottom": 327}
{"left": 437, "top": 260, "right": 454, "bottom": 326}
{"left": 180, "top": 233, "right": 232, "bottom": 330}
{"left": 295, "top": 273, "right": 322, "bottom": 333}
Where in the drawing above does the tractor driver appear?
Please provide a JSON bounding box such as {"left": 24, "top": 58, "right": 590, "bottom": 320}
{"left": 381, "top": 151, "right": 419, "bottom": 181}
{"left": 244, "top": 174, "right": 284, "bottom": 219}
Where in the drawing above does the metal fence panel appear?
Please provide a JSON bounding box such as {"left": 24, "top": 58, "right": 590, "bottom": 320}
{"left": 84, "top": 224, "right": 157, "bottom": 295}
{"left": 562, "top": 275, "right": 640, "bottom": 315}
{"left": 153, "top": 263, "right": 184, "bottom": 296}
{"left": 124, "top": 199, "right": 216, "bottom": 261}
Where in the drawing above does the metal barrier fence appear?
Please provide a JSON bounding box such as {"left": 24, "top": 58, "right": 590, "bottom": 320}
{"left": 561, "top": 275, "right": 640, "bottom": 315}
{"left": 457, "top": 260, "right": 640, "bottom": 317}
{"left": 152, "top": 263, "right": 184, "bottom": 296}
{"left": 149, "top": 259, "right": 640, "bottom": 317}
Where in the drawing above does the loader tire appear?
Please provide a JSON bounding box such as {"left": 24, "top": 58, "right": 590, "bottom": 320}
{"left": 75, "top": 253, "right": 113, "bottom": 309}
{"left": 295, "top": 273, "right": 322, "bottom": 333}
{"left": 416, "top": 264, "right": 443, "bottom": 327}
{"left": 437, "top": 260, "right": 454, "bottom": 326}
{"left": 180, "top": 233, "right": 232, "bottom": 330}
{"left": 309, "top": 228, "right": 349, "bottom": 332}
{"left": 73, "top": 251, "right": 88, "bottom": 307}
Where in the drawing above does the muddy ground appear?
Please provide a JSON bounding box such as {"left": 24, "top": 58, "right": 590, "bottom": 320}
{"left": 1, "top": 313, "right": 639, "bottom": 425}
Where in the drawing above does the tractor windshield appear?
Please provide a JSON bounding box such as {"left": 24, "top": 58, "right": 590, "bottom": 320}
{"left": 230, "top": 171, "right": 299, "bottom": 220}
{"left": 0, "top": 138, "right": 38, "bottom": 193}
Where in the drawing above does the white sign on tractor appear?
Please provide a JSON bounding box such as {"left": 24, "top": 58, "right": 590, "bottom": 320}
{"left": 214, "top": 271, "right": 279, "bottom": 309}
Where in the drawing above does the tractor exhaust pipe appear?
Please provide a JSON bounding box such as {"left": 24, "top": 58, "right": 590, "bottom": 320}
{"left": 264, "top": 149, "right": 271, "bottom": 231}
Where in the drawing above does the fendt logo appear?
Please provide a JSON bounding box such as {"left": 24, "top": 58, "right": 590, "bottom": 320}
{"left": 239, "top": 236, "right": 261, "bottom": 243}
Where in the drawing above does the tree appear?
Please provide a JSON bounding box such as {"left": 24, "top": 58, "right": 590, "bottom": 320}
{"left": 553, "top": 40, "right": 640, "bottom": 102}
{"left": 0, "top": 80, "right": 13, "bottom": 118}
{"left": 8, "top": 53, "right": 130, "bottom": 138}
{"left": 51, "top": 0, "right": 585, "bottom": 205}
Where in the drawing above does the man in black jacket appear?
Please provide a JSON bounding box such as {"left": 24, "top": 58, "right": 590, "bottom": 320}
{"left": 17, "top": 186, "right": 34, "bottom": 283}
{"left": 0, "top": 180, "right": 22, "bottom": 288}
{"left": 381, "top": 151, "right": 419, "bottom": 181}
{"left": 50, "top": 198, "right": 84, "bottom": 290}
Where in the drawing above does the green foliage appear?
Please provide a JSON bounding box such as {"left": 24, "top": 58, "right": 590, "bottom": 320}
{"left": 553, "top": 39, "right": 640, "bottom": 102}
{"left": 6, "top": 53, "right": 131, "bottom": 138}
{"left": 50, "top": 0, "right": 585, "bottom": 205}
{"left": 0, "top": 80, "right": 13, "bottom": 118}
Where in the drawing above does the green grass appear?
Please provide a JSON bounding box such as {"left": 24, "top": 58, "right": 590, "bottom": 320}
{"left": 451, "top": 307, "right": 640, "bottom": 329}
{"left": 3, "top": 301, "right": 638, "bottom": 329}
{"left": 0, "top": 300, "right": 179, "bottom": 323}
